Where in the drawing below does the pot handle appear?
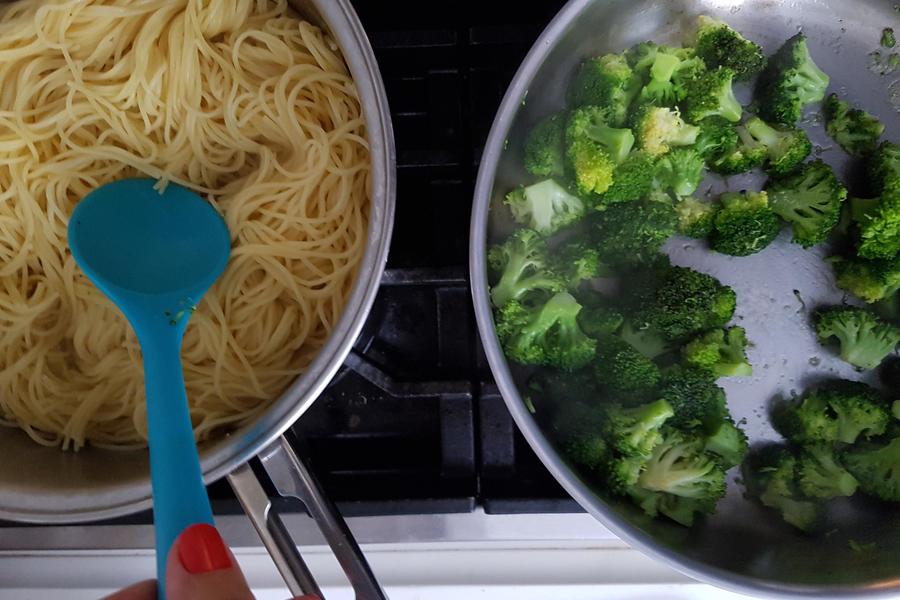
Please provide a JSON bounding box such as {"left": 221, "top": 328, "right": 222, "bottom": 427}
{"left": 227, "top": 434, "right": 387, "bottom": 600}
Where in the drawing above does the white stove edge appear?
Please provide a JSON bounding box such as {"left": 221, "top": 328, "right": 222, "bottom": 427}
{"left": 0, "top": 509, "right": 757, "bottom": 598}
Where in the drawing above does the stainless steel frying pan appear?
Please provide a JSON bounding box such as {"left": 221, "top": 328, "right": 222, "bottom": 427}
{"left": 471, "top": 0, "right": 900, "bottom": 597}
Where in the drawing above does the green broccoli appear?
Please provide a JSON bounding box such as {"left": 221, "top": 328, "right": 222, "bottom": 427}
{"left": 554, "top": 242, "right": 607, "bottom": 289}
{"left": 704, "top": 417, "right": 749, "bottom": 469}
{"left": 756, "top": 33, "right": 830, "bottom": 125}
{"left": 849, "top": 186, "right": 900, "bottom": 260}
{"left": 657, "top": 365, "right": 728, "bottom": 431}
{"left": 504, "top": 179, "right": 586, "bottom": 236}
{"left": 884, "top": 28, "right": 897, "bottom": 49}
{"left": 552, "top": 402, "right": 608, "bottom": 474}
{"left": 710, "top": 190, "right": 781, "bottom": 256}
{"left": 625, "top": 41, "right": 662, "bottom": 78}
{"left": 693, "top": 116, "right": 739, "bottom": 160}
{"left": 632, "top": 105, "right": 701, "bottom": 156}
{"left": 796, "top": 444, "right": 858, "bottom": 499}
{"left": 743, "top": 445, "right": 820, "bottom": 532}
{"left": 693, "top": 16, "right": 767, "bottom": 81}
{"left": 494, "top": 292, "right": 597, "bottom": 370}
{"left": 577, "top": 303, "right": 625, "bottom": 338}
{"left": 565, "top": 106, "right": 635, "bottom": 195}
{"left": 774, "top": 381, "right": 890, "bottom": 445}
{"left": 628, "top": 264, "right": 736, "bottom": 340}
{"left": 596, "top": 150, "right": 658, "bottom": 206}
{"left": 655, "top": 148, "right": 706, "bottom": 197}
{"left": 619, "top": 320, "right": 671, "bottom": 359}
{"left": 744, "top": 116, "right": 812, "bottom": 175}
{"left": 591, "top": 197, "right": 677, "bottom": 267}
{"left": 681, "top": 66, "right": 743, "bottom": 124}
{"left": 814, "top": 306, "right": 900, "bottom": 370}
{"left": 528, "top": 369, "right": 601, "bottom": 411}
{"left": 630, "top": 488, "right": 718, "bottom": 526}
{"left": 823, "top": 94, "right": 885, "bottom": 157}
{"left": 676, "top": 196, "right": 718, "bottom": 238}
{"left": 594, "top": 335, "right": 661, "bottom": 395}
{"left": 568, "top": 54, "right": 641, "bottom": 126}
{"left": 637, "top": 427, "right": 727, "bottom": 500}
{"left": 524, "top": 112, "right": 567, "bottom": 177}
{"left": 843, "top": 435, "right": 900, "bottom": 502}
{"left": 488, "top": 229, "right": 564, "bottom": 308}
{"left": 683, "top": 326, "right": 752, "bottom": 377}
{"left": 869, "top": 141, "right": 900, "bottom": 193}
{"left": 603, "top": 398, "right": 675, "bottom": 458}
{"left": 831, "top": 255, "right": 900, "bottom": 304}
{"left": 767, "top": 160, "right": 848, "bottom": 248}
{"left": 638, "top": 48, "right": 706, "bottom": 106}
{"left": 709, "top": 125, "right": 768, "bottom": 175}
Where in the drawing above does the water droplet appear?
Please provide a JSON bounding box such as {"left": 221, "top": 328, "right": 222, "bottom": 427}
{"left": 809, "top": 357, "right": 821, "bottom": 366}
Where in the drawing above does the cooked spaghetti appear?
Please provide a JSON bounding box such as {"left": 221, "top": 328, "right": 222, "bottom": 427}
{"left": 0, "top": 0, "right": 370, "bottom": 450}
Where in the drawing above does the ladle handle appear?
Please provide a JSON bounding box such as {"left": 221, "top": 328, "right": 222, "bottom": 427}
{"left": 141, "top": 328, "right": 215, "bottom": 600}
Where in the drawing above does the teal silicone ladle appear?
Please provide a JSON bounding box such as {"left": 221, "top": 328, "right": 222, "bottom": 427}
{"left": 68, "top": 178, "right": 231, "bottom": 599}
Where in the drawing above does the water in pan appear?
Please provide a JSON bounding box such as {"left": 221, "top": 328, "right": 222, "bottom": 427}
{"left": 483, "top": 0, "right": 900, "bottom": 592}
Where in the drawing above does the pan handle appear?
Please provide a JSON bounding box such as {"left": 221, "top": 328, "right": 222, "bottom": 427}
{"left": 227, "top": 434, "right": 388, "bottom": 600}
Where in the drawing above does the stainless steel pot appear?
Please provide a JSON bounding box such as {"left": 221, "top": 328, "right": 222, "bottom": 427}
{"left": 471, "top": 0, "right": 900, "bottom": 597}
{"left": 0, "top": 1, "right": 394, "bottom": 598}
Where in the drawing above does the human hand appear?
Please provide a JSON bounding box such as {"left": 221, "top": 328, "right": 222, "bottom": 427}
{"left": 104, "top": 523, "right": 317, "bottom": 600}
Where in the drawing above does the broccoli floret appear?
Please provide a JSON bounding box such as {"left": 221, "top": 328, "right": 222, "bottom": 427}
{"left": 681, "top": 67, "right": 743, "bottom": 124}
{"left": 774, "top": 381, "right": 890, "bottom": 444}
{"left": 823, "top": 94, "right": 885, "bottom": 157}
{"left": 655, "top": 148, "right": 706, "bottom": 197}
{"left": 554, "top": 242, "right": 607, "bottom": 290}
{"left": 711, "top": 190, "right": 781, "bottom": 256}
{"left": 578, "top": 303, "right": 625, "bottom": 338}
{"left": 815, "top": 306, "right": 900, "bottom": 370}
{"left": 594, "top": 335, "right": 661, "bottom": 395}
{"left": 869, "top": 141, "right": 900, "bottom": 193}
{"left": 693, "top": 16, "right": 767, "bottom": 81}
{"left": 832, "top": 255, "right": 900, "bottom": 304}
{"left": 743, "top": 445, "right": 820, "bottom": 532}
{"left": 488, "top": 229, "right": 564, "bottom": 308}
{"left": 693, "top": 116, "right": 739, "bottom": 160}
{"left": 683, "top": 326, "right": 752, "bottom": 377}
{"left": 884, "top": 28, "right": 897, "bottom": 49}
{"left": 494, "top": 292, "right": 597, "bottom": 370}
{"left": 704, "top": 418, "right": 749, "bottom": 469}
{"left": 638, "top": 49, "right": 706, "bottom": 106}
{"left": 850, "top": 187, "right": 900, "bottom": 260}
{"left": 552, "top": 402, "right": 608, "bottom": 473}
{"left": 637, "top": 427, "right": 727, "bottom": 500}
{"left": 843, "top": 436, "right": 900, "bottom": 501}
{"left": 604, "top": 398, "right": 675, "bottom": 458}
{"left": 658, "top": 365, "right": 728, "bottom": 431}
{"left": 796, "top": 444, "right": 858, "bottom": 499}
{"left": 625, "top": 41, "right": 662, "bottom": 78}
{"left": 524, "top": 112, "right": 567, "bottom": 177}
{"left": 568, "top": 54, "right": 641, "bottom": 126}
{"left": 528, "top": 370, "right": 601, "bottom": 412}
{"left": 504, "top": 179, "right": 586, "bottom": 236}
{"left": 619, "top": 320, "right": 671, "bottom": 359}
{"left": 709, "top": 125, "right": 768, "bottom": 175}
{"left": 675, "top": 197, "right": 717, "bottom": 239}
{"left": 632, "top": 105, "right": 701, "bottom": 156}
{"left": 596, "top": 151, "right": 657, "bottom": 206}
{"left": 756, "top": 33, "right": 830, "bottom": 125}
{"left": 629, "top": 265, "right": 737, "bottom": 340}
{"left": 591, "top": 197, "right": 677, "bottom": 267}
{"left": 631, "top": 488, "right": 718, "bottom": 526}
{"left": 767, "top": 160, "right": 848, "bottom": 248}
{"left": 744, "top": 116, "right": 812, "bottom": 175}
{"left": 565, "top": 106, "right": 635, "bottom": 195}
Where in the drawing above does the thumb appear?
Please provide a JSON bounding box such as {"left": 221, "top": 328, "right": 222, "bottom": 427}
{"left": 166, "top": 523, "right": 254, "bottom": 600}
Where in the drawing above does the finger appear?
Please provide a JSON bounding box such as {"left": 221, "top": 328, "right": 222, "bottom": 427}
{"left": 166, "top": 523, "right": 254, "bottom": 600}
{"left": 101, "top": 579, "right": 156, "bottom": 600}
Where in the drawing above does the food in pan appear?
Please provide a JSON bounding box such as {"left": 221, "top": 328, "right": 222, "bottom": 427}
{"left": 490, "top": 16, "right": 900, "bottom": 529}
{"left": 0, "top": 0, "right": 369, "bottom": 449}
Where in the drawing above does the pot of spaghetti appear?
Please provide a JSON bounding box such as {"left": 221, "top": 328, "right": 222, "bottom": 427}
{"left": 0, "top": 0, "right": 394, "bottom": 596}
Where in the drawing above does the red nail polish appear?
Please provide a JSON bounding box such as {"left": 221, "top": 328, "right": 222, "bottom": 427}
{"left": 177, "top": 524, "right": 233, "bottom": 574}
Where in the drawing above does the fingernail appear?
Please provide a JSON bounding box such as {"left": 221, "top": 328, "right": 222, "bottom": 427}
{"left": 177, "top": 523, "right": 233, "bottom": 574}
